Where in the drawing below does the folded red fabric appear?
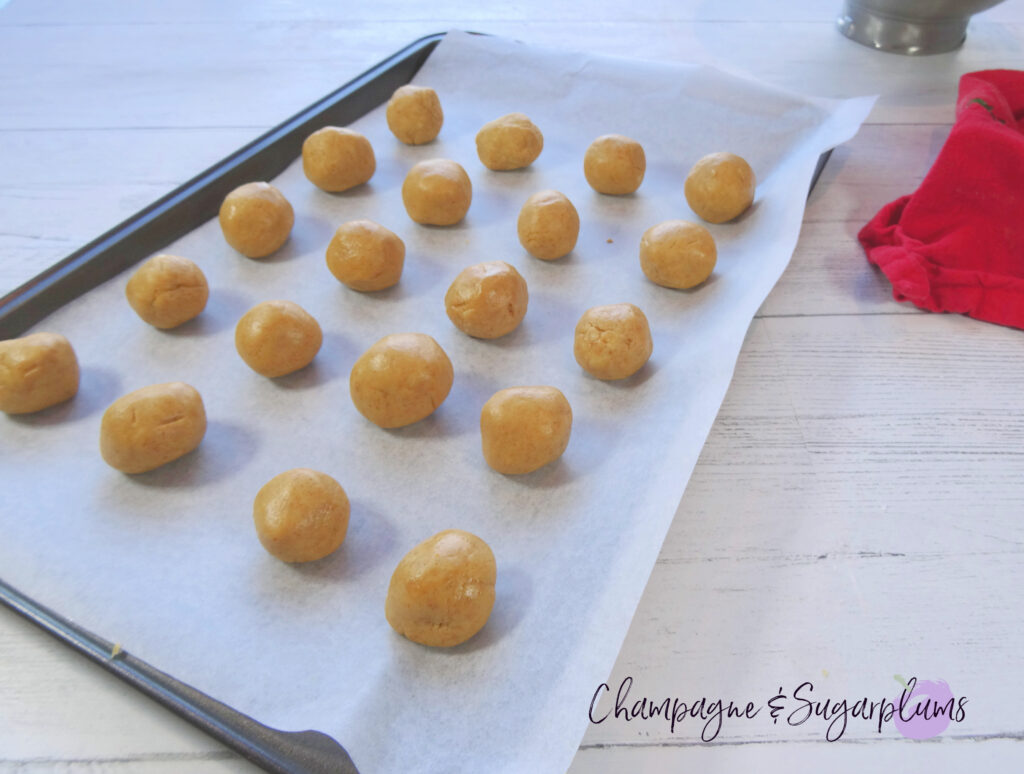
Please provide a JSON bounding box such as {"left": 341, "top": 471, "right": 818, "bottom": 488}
{"left": 858, "top": 70, "right": 1024, "bottom": 328}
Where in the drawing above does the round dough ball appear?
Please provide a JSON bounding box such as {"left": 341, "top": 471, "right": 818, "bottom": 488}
{"left": 583, "top": 134, "right": 646, "bottom": 195}
{"left": 574, "top": 303, "right": 653, "bottom": 380}
{"left": 326, "top": 220, "right": 405, "bottom": 292}
{"left": 349, "top": 333, "right": 453, "bottom": 428}
{"left": 480, "top": 386, "right": 572, "bottom": 475}
{"left": 125, "top": 254, "right": 209, "bottom": 329}
{"left": 639, "top": 220, "right": 717, "bottom": 289}
{"left": 475, "top": 113, "right": 543, "bottom": 171}
{"left": 218, "top": 182, "right": 294, "bottom": 259}
{"left": 386, "top": 85, "right": 443, "bottom": 145}
{"left": 301, "top": 126, "right": 376, "bottom": 192}
{"left": 517, "top": 190, "right": 580, "bottom": 261}
{"left": 235, "top": 300, "right": 322, "bottom": 378}
{"left": 99, "top": 382, "right": 206, "bottom": 474}
{"left": 385, "top": 529, "right": 496, "bottom": 648}
{"left": 444, "top": 261, "right": 528, "bottom": 339}
{"left": 684, "top": 152, "right": 756, "bottom": 223}
{"left": 253, "top": 468, "right": 350, "bottom": 563}
{"left": 0, "top": 332, "right": 79, "bottom": 414}
{"left": 401, "top": 159, "right": 472, "bottom": 226}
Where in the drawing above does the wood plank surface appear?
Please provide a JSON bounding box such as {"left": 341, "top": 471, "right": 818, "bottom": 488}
{"left": 2, "top": 1, "right": 1023, "bottom": 772}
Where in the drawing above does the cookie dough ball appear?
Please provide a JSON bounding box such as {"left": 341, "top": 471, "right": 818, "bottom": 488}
{"left": 218, "top": 182, "right": 294, "bottom": 259}
{"left": 684, "top": 152, "right": 755, "bottom": 223}
{"left": 99, "top": 382, "right": 205, "bottom": 474}
{"left": 253, "top": 469, "right": 350, "bottom": 563}
{"left": 350, "top": 333, "right": 453, "bottom": 428}
{"left": 386, "top": 529, "right": 496, "bottom": 648}
{"left": 517, "top": 190, "right": 579, "bottom": 261}
{"left": 639, "top": 220, "right": 717, "bottom": 289}
{"left": 0, "top": 333, "right": 79, "bottom": 414}
{"left": 574, "top": 303, "right": 653, "bottom": 380}
{"left": 125, "top": 254, "right": 209, "bottom": 329}
{"left": 445, "top": 261, "right": 528, "bottom": 339}
{"left": 301, "top": 126, "right": 376, "bottom": 192}
{"left": 326, "top": 220, "right": 405, "bottom": 292}
{"left": 235, "top": 300, "right": 322, "bottom": 378}
{"left": 401, "top": 159, "right": 472, "bottom": 226}
{"left": 480, "top": 386, "right": 572, "bottom": 475}
{"left": 584, "top": 134, "right": 646, "bottom": 195}
{"left": 386, "top": 85, "right": 443, "bottom": 145}
{"left": 475, "top": 113, "right": 543, "bottom": 171}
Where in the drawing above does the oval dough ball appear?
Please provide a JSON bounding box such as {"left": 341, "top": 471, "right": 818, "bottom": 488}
{"left": 583, "top": 134, "right": 646, "bottom": 195}
{"left": 386, "top": 85, "right": 443, "bottom": 145}
{"left": 444, "top": 261, "right": 528, "bottom": 339}
{"left": 349, "top": 333, "right": 453, "bottom": 428}
{"left": 475, "top": 113, "right": 543, "bottom": 171}
{"left": 301, "top": 126, "right": 376, "bottom": 192}
{"left": 125, "top": 254, "right": 209, "bottom": 329}
{"left": 218, "top": 182, "right": 294, "bottom": 259}
{"left": 99, "top": 382, "right": 205, "bottom": 474}
{"left": 574, "top": 303, "right": 653, "bottom": 380}
{"left": 684, "top": 151, "right": 756, "bottom": 223}
{"left": 517, "top": 190, "right": 580, "bottom": 261}
{"left": 326, "top": 220, "right": 405, "bottom": 292}
{"left": 401, "top": 159, "right": 472, "bottom": 226}
{"left": 235, "top": 300, "right": 322, "bottom": 378}
{"left": 480, "top": 386, "right": 572, "bottom": 475}
{"left": 385, "top": 529, "right": 496, "bottom": 648}
{"left": 0, "top": 332, "right": 79, "bottom": 414}
{"left": 639, "top": 220, "right": 717, "bottom": 289}
{"left": 253, "top": 468, "right": 350, "bottom": 563}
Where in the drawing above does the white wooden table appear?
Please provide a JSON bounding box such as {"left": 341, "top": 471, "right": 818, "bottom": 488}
{"left": 2, "top": 1, "right": 1023, "bottom": 771}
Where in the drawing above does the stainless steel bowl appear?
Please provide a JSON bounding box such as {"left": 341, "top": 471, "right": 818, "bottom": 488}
{"left": 837, "top": 0, "right": 1006, "bottom": 55}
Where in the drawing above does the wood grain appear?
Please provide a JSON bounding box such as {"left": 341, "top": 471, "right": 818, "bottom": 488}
{"left": 2, "top": 1, "right": 1023, "bottom": 772}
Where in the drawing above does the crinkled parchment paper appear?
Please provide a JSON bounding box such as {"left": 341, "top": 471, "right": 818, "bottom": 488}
{"left": 0, "top": 31, "right": 874, "bottom": 774}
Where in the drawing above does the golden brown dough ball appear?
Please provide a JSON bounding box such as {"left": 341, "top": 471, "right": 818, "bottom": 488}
{"left": 574, "top": 303, "right": 653, "bottom": 380}
{"left": 517, "top": 190, "right": 579, "bottom": 261}
{"left": 301, "top": 126, "right": 376, "bottom": 192}
{"left": 684, "top": 152, "right": 756, "bottom": 223}
{"left": 583, "top": 134, "right": 646, "bottom": 195}
{"left": 325, "top": 220, "right": 405, "bottom": 292}
{"left": 444, "top": 261, "right": 528, "bottom": 340}
{"left": 480, "top": 386, "right": 572, "bottom": 475}
{"left": 639, "top": 220, "right": 717, "bottom": 289}
{"left": 386, "top": 85, "right": 443, "bottom": 145}
{"left": 349, "top": 333, "right": 453, "bottom": 428}
{"left": 475, "top": 113, "right": 543, "bottom": 171}
{"left": 235, "top": 300, "right": 322, "bottom": 378}
{"left": 253, "top": 468, "right": 350, "bottom": 563}
{"left": 99, "top": 382, "right": 206, "bottom": 474}
{"left": 386, "top": 529, "right": 496, "bottom": 648}
{"left": 401, "top": 159, "right": 472, "bottom": 226}
{"left": 218, "top": 182, "right": 294, "bottom": 259}
{"left": 0, "top": 332, "right": 79, "bottom": 414}
{"left": 125, "top": 254, "right": 209, "bottom": 329}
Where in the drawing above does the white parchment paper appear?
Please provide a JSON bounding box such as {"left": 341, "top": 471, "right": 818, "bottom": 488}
{"left": 0, "top": 32, "right": 874, "bottom": 774}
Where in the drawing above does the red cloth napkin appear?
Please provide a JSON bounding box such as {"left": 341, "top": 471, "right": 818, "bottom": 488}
{"left": 858, "top": 70, "right": 1024, "bottom": 328}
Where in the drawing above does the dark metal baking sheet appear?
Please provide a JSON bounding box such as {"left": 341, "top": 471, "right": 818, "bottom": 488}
{"left": 0, "top": 30, "right": 833, "bottom": 771}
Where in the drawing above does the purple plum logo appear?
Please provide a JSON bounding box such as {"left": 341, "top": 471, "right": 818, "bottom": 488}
{"left": 892, "top": 675, "right": 960, "bottom": 739}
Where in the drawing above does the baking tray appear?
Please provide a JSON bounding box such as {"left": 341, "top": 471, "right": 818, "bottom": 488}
{"left": 0, "top": 31, "right": 834, "bottom": 772}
